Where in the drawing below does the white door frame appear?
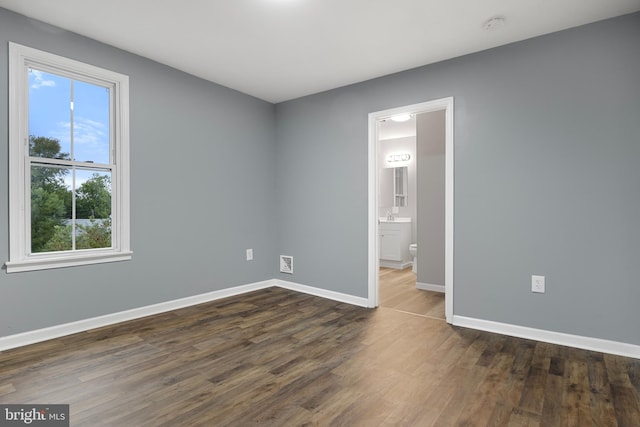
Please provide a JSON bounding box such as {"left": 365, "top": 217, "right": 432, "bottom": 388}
{"left": 367, "top": 97, "right": 454, "bottom": 323}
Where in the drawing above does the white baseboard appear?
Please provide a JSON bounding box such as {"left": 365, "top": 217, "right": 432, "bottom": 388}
{"left": 0, "top": 279, "right": 276, "bottom": 352}
{"left": 275, "top": 279, "right": 369, "bottom": 308}
{"left": 3, "top": 280, "right": 638, "bottom": 360}
{"left": 416, "top": 282, "right": 445, "bottom": 293}
{"left": 0, "top": 279, "right": 370, "bottom": 352}
{"left": 453, "top": 315, "right": 640, "bottom": 360}
{"left": 379, "top": 260, "right": 412, "bottom": 270}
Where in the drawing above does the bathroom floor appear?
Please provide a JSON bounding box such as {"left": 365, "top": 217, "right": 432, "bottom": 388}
{"left": 379, "top": 267, "right": 445, "bottom": 320}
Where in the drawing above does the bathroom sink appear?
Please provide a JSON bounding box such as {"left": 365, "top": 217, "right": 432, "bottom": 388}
{"left": 379, "top": 217, "right": 411, "bottom": 223}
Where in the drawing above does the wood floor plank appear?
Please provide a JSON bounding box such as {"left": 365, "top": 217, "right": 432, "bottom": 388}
{"left": 587, "top": 352, "right": 618, "bottom": 426}
{"left": 605, "top": 354, "right": 640, "bottom": 427}
{"left": 1, "top": 286, "right": 638, "bottom": 426}
{"left": 454, "top": 351, "right": 516, "bottom": 426}
{"left": 540, "top": 369, "right": 565, "bottom": 427}
{"left": 379, "top": 266, "right": 445, "bottom": 319}
{"left": 561, "top": 355, "right": 593, "bottom": 427}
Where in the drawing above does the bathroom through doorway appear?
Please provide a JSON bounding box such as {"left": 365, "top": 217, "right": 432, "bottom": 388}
{"left": 367, "top": 98, "right": 454, "bottom": 322}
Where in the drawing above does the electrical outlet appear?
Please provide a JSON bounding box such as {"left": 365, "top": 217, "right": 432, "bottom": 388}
{"left": 531, "top": 275, "right": 545, "bottom": 293}
{"left": 246, "top": 248, "right": 253, "bottom": 261}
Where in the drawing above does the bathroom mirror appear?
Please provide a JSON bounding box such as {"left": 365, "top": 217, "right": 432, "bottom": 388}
{"left": 380, "top": 166, "right": 408, "bottom": 207}
{"left": 394, "top": 166, "right": 408, "bottom": 207}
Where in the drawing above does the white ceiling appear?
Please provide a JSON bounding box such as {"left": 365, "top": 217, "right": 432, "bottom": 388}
{"left": 379, "top": 117, "right": 416, "bottom": 141}
{"left": 1, "top": 0, "right": 639, "bottom": 103}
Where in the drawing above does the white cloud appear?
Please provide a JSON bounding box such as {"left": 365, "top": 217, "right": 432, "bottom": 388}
{"left": 71, "top": 118, "right": 107, "bottom": 145}
{"left": 53, "top": 117, "right": 110, "bottom": 164}
{"left": 30, "top": 69, "right": 56, "bottom": 89}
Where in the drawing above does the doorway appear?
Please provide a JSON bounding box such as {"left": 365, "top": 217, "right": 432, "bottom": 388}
{"left": 367, "top": 98, "right": 454, "bottom": 323}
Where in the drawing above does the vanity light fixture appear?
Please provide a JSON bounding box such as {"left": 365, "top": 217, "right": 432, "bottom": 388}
{"left": 390, "top": 113, "right": 411, "bottom": 122}
{"left": 387, "top": 153, "right": 411, "bottom": 163}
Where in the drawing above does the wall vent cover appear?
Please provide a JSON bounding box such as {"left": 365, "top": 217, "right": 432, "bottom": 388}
{"left": 279, "top": 255, "right": 293, "bottom": 274}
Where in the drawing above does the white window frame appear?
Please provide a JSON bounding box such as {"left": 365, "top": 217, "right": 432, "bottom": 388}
{"left": 6, "top": 42, "right": 132, "bottom": 273}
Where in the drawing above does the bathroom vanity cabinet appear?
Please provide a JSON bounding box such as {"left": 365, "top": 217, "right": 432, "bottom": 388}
{"left": 379, "top": 219, "right": 412, "bottom": 269}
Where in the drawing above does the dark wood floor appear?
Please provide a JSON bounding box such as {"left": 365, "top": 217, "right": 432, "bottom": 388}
{"left": 379, "top": 266, "right": 445, "bottom": 319}
{"left": 1, "top": 287, "right": 639, "bottom": 426}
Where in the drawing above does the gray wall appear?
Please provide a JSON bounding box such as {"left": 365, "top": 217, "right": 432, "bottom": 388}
{"left": 275, "top": 12, "right": 640, "bottom": 345}
{"left": 416, "top": 111, "right": 445, "bottom": 287}
{"left": 0, "top": 8, "right": 277, "bottom": 337}
{"left": 2, "top": 7, "right": 639, "bottom": 347}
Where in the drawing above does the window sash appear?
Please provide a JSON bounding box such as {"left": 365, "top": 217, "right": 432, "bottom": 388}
{"left": 27, "top": 160, "right": 116, "bottom": 254}
{"left": 27, "top": 67, "right": 115, "bottom": 165}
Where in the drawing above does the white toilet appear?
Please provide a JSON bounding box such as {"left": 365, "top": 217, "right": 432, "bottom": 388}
{"left": 409, "top": 243, "right": 417, "bottom": 273}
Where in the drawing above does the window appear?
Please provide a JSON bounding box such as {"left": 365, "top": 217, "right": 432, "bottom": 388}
{"left": 7, "top": 43, "right": 131, "bottom": 272}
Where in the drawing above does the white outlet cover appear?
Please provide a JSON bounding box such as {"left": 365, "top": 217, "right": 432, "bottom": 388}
{"left": 532, "top": 275, "right": 545, "bottom": 293}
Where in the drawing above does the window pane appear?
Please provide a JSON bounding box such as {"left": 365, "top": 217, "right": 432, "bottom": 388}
{"left": 31, "top": 164, "right": 72, "bottom": 253}
{"left": 73, "top": 81, "right": 110, "bottom": 164}
{"left": 28, "top": 69, "right": 72, "bottom": 159}
{"left": 30, "top": 165, "right": 112, "bottom": 253}
{"left": 75, "top": 169, "right": 112, "bottom": 249}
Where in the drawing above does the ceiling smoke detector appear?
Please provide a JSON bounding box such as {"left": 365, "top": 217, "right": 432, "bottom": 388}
{"left": 483, "top": 16, "right": 506, "bottom": 31}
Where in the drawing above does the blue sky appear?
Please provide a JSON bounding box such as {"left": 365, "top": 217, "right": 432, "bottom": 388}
{"left": 29, "top": 68, "right": 110, "bottom": 165}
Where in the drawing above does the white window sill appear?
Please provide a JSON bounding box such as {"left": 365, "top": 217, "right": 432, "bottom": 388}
{"left": 5, "top": 251, "right": 133, "bottom": 273}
